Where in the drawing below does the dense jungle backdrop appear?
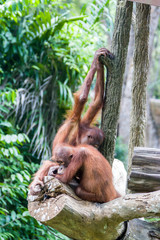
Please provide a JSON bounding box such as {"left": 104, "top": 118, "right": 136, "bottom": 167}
{"left": 0, "top": 0, "right": 160, "bottom": 239}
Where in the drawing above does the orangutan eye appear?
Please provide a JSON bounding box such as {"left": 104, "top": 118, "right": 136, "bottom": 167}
{"left": 69, "top": 154, "right": 73, "bottom": 159}
{"left": 88, "top": 135, "right": 93, "bottom": 139}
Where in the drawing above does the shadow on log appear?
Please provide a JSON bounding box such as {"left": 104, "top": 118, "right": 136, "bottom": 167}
{"left": 128, "top": 219, "right": 160, "bottom": 240}
{"left": 28, "top": 176, "right": 160, "bottom": 240}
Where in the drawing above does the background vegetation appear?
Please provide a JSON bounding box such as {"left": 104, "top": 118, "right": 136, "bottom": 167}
{"left": 149, "top": 22, "right": 160, "bottom": 98}
{"left": 0, "top": 0, "right": 116, "bottom": 239}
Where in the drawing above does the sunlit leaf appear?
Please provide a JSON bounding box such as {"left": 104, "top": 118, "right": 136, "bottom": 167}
{"left": 16, "top": 173, "right": 23, "bottom": 182}
{"left": 11, "top": 211, "right": 16, "bottom": 221}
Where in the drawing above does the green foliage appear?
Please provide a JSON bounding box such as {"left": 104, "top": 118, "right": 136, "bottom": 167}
{"left": 145, "top": 217, "right": 160, "bottom": 223}
{"left": 115, "top": 137, "right": 128, "bottom": 169}
{"left": 0, "top": 88, "right": 69, "bottom": 239}
{"left": 0, "top": 0, "right": 115, "bottom": 159}
{"left": 0, "top": 0, "right": 80, "bottom": 159}
{"left": 0, "top": 0, "right": 86, "bottom": 159}
{"left": 0, "top": 1, "right": 116, "bottom": 238}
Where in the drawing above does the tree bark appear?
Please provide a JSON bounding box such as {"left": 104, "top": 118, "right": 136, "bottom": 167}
{"left": 128, "top": 4, "right": 151, "bottom": 174}
{"left": 28, "top": 177, "right": 160, "bottom": 240}
{"left": 119, "top": 6, "right": 160, "bottom": 146}
{"left": 100, "top": 0, "right": 133, "bottom": 165}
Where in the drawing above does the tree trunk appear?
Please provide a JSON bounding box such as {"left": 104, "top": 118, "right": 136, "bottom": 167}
{"left": 128, "top": 3, "right": 151, "bottom": 174}
{"left": 119, "top": 6, "right": 160, "bottom": 146}
{"left": 100, "top": 0, "right": 133, "bottom": 165}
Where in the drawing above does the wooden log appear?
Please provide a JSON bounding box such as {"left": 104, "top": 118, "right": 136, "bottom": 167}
{"left": 128, "top": 147, "right": 160, "bottom": 192}
{"left": 28, "top": 177, "right": 160, "bottom": 240}
{"left": 128, "top": 0, "right": 160, "bottom": 7}
{"left": 28, "top": 176, "right": 125, "bottom": 240}
{"left": 128, "top": 219, "right": 160, "bottom": 240}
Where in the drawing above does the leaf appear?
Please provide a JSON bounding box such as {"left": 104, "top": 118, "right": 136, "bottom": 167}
{"left": 5, "top": 134, "right": 12, "bottom": 144}
{"left": 2, "top": 148, "right": 10, "bottom": 157}
{"left": 22, "top": 211, "right": 30, "bottom": 217}
{"left": 15, "top": 219, "right": 21, "bottom": 227}
{"left": 9, "top": 147, "right": 14, "bottom": 155}
{"left": 11, "top": 174, "right": 16, "bottom": 181}
{"left": 12, "top": 147, "right": 20, "bottom": 157}
{"left": 0, "top": 121, "right": 12, "bottom": 128}
{"left": 0, "top": 105, "right": 9, "bottom": 114}
{"left": 32, "top": 65, "right": 40, "bottom": 71}
{"left": 11, "top": 134, "right": 18, "bottom": 143}
{"left": 24, "top": 134, "right": 30, "bottom": 143}
{"left": 11, "top": 210, "right": 16, "bottom": 221}
{"left": 11, "top": 90, "right": 17, "bottom": 103}
{"left": 16, "top": 173, "right": 24, "bottom": 182}
{"left": 0, "top": 207, "right": 9, "bottom": 215}
{"left": 17, "top": 133, "right": 25, "bottom": 143}
{"left": 23, "top": 171, "right": 30, "bottom": 181}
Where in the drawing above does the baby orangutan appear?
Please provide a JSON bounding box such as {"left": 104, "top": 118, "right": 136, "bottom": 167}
{"left": 50, "top": 143, "right": 120, "bottom": 203}
{"left": 48, "top": 165, "right": 79, "bottom": 191}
